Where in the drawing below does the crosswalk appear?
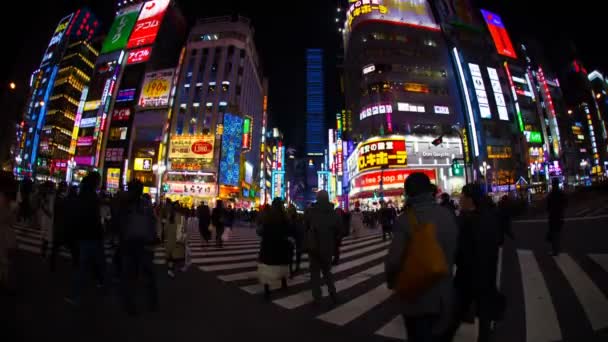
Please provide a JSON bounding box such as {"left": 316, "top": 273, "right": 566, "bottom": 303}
{"left": 13, "top": 222, "right": 608, "bottom": 341}
{"left": 194, "top": 228, "right": 608, "bottom": 341}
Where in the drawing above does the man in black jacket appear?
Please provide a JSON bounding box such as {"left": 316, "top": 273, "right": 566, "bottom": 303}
{"left": 547, "top": 178, "right": 567, "bottom": 256}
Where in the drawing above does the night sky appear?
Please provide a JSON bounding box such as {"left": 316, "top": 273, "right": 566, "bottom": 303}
{"left": 1, "top": 0, "right": 604, "bottom": 151}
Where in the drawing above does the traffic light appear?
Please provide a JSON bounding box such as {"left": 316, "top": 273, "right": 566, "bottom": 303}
{"left": 451, "top": 160, "right": 464, "bottom": 176}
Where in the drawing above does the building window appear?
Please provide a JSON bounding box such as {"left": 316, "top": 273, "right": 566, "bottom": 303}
{"left": 208, "top": 82, "right": 216, "bottom": 93}
{"left": 191, "top": 49, "right": 198, "bottom": 56}
{"left": 222, "top": 81, "right": 230, "bottom": 92}
{"left": 240, "top": 49, "right": 246, "bottom": 58}
{"left": 228, "top": 46, "right": 235, "bottom": 56}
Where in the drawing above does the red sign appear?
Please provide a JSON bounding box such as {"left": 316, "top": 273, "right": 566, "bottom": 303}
{"left": 52, "top": 160, "right": 68, "bottom": 170}
{"left": 112, "top": 108, "right": 131, "bottom": 121}
{"left": 354, "top": 169, "right": 436, "bottom": 188}
{"left": 191, "top": 141, "right": 213, "bottom": 155}
{"left": 127, "top": 46, "right": 152, "bottom": 64}
{"left": 481, "top": 10, "right": 517, "bottom": 59}
{"left": 127, "top": 0, "right": 170, "bottom": 49}
{"left": 357, "top": 137, "right": 407, "bottom": 172}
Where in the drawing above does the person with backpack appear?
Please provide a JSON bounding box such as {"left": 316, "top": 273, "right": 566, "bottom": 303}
{"left": 385, "top": 172, "right": 458, "bottom": 341}
{"left": 119, "top": 180, "right": 159, "bottom": 315}
{"left": 304, "top": 190, "right": 340, "bottom": 306}
{"left": 65, "top": 172, "right": 105, "bottom": 306}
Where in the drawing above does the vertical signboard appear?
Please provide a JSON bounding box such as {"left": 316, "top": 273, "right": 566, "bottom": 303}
{"left": 100, "top": 4, "right": 142, "bottom": 54}
{"left": 127, "top": 0, "right": 171, "bottom": 49}
{"left": 219, "top": 114, "right": 244, "bottom": 186}
{"left": 487, "top": 67, "right": 509, "bottom": 121}
{"left": 242, "top": 116, "right": 252, "bottom": 150}
{"left": 41, "top": 13, "right": 74, "bottom": 67}
{"left": 480, "top": 9, "right": 517, "bottom": 59}
{"left": 468, "top": 63, "right": 491, "bottom": 119}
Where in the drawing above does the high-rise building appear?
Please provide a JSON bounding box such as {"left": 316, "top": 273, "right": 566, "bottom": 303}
{"left": 306, "top": 49, "right": 326, "bottom": 156}
{"left": 166, "top": 16, "right": 265, "bottom": 205}
{"left": 71, "top": 0, "right": 186, "bottom": 194}
{"left": 18, "top": 9, "right": 100, "bottom": 180}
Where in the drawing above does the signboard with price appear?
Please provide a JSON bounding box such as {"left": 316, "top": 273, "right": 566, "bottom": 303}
{"left": 138, "top": 69, "right": 174, "bottom": 108}
{"left": 169, "top": 135, "right": 214, "bottom": 160}
{"left": 357, "top": 137, "right": 407, "bottom": 173}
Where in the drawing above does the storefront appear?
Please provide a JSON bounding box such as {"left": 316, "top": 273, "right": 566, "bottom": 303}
{"left": 346, "top": 135, "right": 465, "bottom": 209}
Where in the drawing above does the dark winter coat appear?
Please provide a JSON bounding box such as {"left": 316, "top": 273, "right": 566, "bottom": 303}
{"left": 259, "top": 210, "right": 291, "bottom": 265}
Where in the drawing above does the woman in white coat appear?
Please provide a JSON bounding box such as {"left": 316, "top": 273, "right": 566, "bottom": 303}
{"left": 350, "top": 203, "right": 365, "bottom": 239}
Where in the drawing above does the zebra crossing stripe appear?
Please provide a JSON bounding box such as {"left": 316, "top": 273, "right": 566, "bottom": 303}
{"left": 317, "top": 283, "right": 393, "bottom": 326}
{"left": 588, "top": 254, "right": 608, "bottom": 273}
{"left": 238, "top": 244, "right": 390, "bottom": 293}
{"left": 554, "top": 254, "right": 608, "bottom": 330}
{"left": 274, "top": 264, "right": 385, "bottom": 309}
{"left": 517, "top": 250, "right": 562, "bottom": 342}
{"left": 375, "top": 315, "right": 478, "bottom": 341}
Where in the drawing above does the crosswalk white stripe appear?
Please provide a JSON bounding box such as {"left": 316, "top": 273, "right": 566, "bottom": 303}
{"left": 190, "top": 248, "right": 259, "bottom": 256}
{"left": 585, "top": 207, "right": 608, "bottom": 217}
{"left": 574, "top": 207, "right": 594, "bottom": 216}
{"left": 274, "top": 264, "right": 384, "bottom": 309}
{"left": 374, "top": 315, "right": 478, "bottom": 341}
{"left": 317, "top": 283, "right": 393, "bottom": 326}
{"left": 554, "top": 254, "right": 608, "bottom": 330}
{"left": 238, "top": 248, "right": 389, "bottom": 293}
{"left": 200, "top": 239, "right": 388, "bottom": 272}
{"left": 588, "top": 253, "right": 608, "bottom": 273}
{"left": 517, "top": 250, "right": 561, "bottom": 342}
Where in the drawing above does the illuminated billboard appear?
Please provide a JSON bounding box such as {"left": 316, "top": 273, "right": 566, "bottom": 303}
{"left": 168, "top": 135, "right": 214, "bottom": 160}
{"left": 481, "top": 9, "right": 517, "bottom": 59}
{"left": 353, "top": 169, "right": 436, "bottom": 189}
{"left": 138, "top": 69, "right": 174, "bottom": 108}
{"left": 219, "top": 114, "right": 244, "bottom": 186}
{"left": 127, "top": 0, "right": 170, "bottom": 49}
{"left": 134, "top": 158, "right": 153, "bottom": 171}
{"left": 127, "top": 46, "right": 152, "bottom": 64}
{"left": 100, "top": 4, "right": 142, "bottom": 54}
{"left": 356, "top": 136, "right": 407, "bottom": 173}
{"left": 486, "top": 67, "right": 509, "bottom": 120}
{"left": 242, "top": 116, "right": 253, "bottom": 150}
{"left": 468, "top": 63, "right": 491, "bottom": 119}
{"left": 346, "top": 0, "right": 440, "bottom": 32}
{"left": 41, "top": 13, "right": 74, "bottom": 67}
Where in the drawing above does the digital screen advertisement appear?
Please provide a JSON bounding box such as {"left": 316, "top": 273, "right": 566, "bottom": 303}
{"left": 138, "top": 69, "right": 174, "bottom": 108}
{"left": 220, "top": 114, "right": 244, "bottom": 186}
{"left": 127, "top": 0, "right": 171, "bottom": 49}
{"left": 481, "top": 9, "right": 517, "bottom": 59}
{"left": 100, "top": 4, "right": 142, "bottom": 54}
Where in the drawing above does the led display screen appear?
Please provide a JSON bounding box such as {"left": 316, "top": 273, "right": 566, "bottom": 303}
{"left": 481, "top": 9, "right": 517, "bottom": 59}
{"left": 100, "top": 4, "right": 142, "bottom": 54}
{"left": 127, "top": 0, "right": 170, "bottom": 49}
{"left": 219, "top": 114, "right": 244, "bottom": 186}
{"left": 346, "top": 0, "right": 439, "bottom": 32}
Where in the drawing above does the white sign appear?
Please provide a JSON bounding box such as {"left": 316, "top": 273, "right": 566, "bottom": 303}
{"left": 469, "top": 63, "right": 491, "bottom": 119}
{"left": 359, "top": 103, "right": 392, "bottom": 120}
{"left": 79, "top": 117, "right": 97, "bottom": 128}
{"left": 362, "top": 64, "right": 375, "bottom": 75}
{"left": 398, "top": 102, "right": 425, "bottom": 113}
{"left": 165, "top": 181, "right": 217, "bottom": 196}
{"left": 487, "top": 67, "right": 509, "bottom": 121}
{"left": 434, "top": 105, "right": 450, "bottom": 114}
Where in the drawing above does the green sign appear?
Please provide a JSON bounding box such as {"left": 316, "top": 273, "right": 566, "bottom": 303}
{"left": 525, "top": 131, "right": 542, "bottom": 144}
{"left": 100, "top": 5, "right": 141, "bottom": 54}
{"left": 452, "top": 161, "right": 464, "bottom": 177}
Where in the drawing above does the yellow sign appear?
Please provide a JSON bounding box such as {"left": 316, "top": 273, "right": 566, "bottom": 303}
{"left": 487, "top": 146, "right": 512, "bottom": 159}
{"left": 356, "top": 137, "right": 407, "bottom": 173}
{"left": 461, "top": 128, "right": 470, "bottom": 163}
{"left": 138, "top": 69, "right": 174, "bottom": 108}
{"left": 134, "top": 158, "right": 153, "bottom": 171}
{"left": 83, "top": 100, "right": 101, "bottom": 111}
{"left": 169, "top": 135, "right": 215, "bottom": 160}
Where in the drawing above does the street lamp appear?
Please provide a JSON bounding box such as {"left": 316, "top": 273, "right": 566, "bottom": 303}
{"left": 9, "top": 82, "right": 15, "bottom": 90}
{"left": 152, "top": 163, "right": 166, "bottom": 203}
{"left": 479, "top": 161, "right": 491, "bottom": 192}
{"left": 567, "top": 109, "right": 573, "bottom": 115}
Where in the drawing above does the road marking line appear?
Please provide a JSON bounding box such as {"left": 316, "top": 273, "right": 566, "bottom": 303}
{"left": 554, "top": 254, "right": 608, "bottom": 330}
{"left": 274, "top": 264, "right": 384, "bottom": 309}
{"left": 317, "top": 283, "right": 392, "bottom": 326}
{"left": 375, "top": 315, "right": 478, "bottom": 341}
{"left": 588, "top": 254, "right": 608, "bottom": 273}
{"left": 517, "top": 250, "right": 562, "bottom": 342}
{"left": 514, "top": 214, "right": 608, "bottom": 223}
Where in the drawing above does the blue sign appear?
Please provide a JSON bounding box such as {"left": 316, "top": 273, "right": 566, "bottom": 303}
{"left": 219, "top": 113, "right": 244, "bottom": 186}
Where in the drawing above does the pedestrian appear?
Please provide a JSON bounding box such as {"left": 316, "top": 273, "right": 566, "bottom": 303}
{"left": 443, "top": 183, "right": 502, "bottom": 342}
{"left": 17, "top": 178, "right": 33, "bottom": 225}
{"left": 0, "top": 171, "right": 18, "bottom": 341}
{"left": 350, "top": 202, "right": 365, "bottom": 239}
{"left": 49, "top": 181, "right": 76, "bottom": 272}
{"left": 164, "top": 200, "right": 186, "bottom": 278}
{"left": 119, "top": 180, "right": 159, "bottom": 315}
{"left": 379, "top": 201, "right": 396, "bottom": 241}
{"left": 287, "top": 204, "right": 303, "bottom": 276}
{"left": 497, "top": 195, "right": 515, "bottom": 246}
{"left": 66, "top": 172, "right": 106, "bottom": 306}
{"left": 38, "top": 181, "right": 55, "bottom": 259}
{"left": 257, "top": 198, "right": 291, "bottom": 299}
{"left": 226, "top": 205, "right": 235, "bottom": 230}
{"left": 546, "top": 178, "right": 567, "bottom": 256}
{"left": 439, "top": 193, "right": 457, "bottom": 216}
{"left": 385, "top": 172, "right": 458, "bottom": 342}
{"left": 212, "top": 200, "right": 226, "bottom": 248}
{"left": 304, "top": 190, "right": 340, "bottom": 307}
{"left": 197, "top": 202, "right": 211, "bottom": 244}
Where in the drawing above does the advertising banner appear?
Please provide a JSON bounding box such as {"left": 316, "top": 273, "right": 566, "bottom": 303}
{"left": 220, "top": 114, "right": 244, "bottom": 186}
{"left": 165, "top": 181, "right": 217, "bottom": 197}
{"left": 100, "top": 4, "right": 142, "bottom": 54}
{"left": 112, "top": 108, "right": 131, "bottom": 121}
{"left": 127, "top": 0, "right": 170, "bottom": 49}
{"left": 487, "top": 67, "right": 509, "bottom": 120}
{"left": 106, "top": 168, "right": 121, "bottom": 192}
{"left": 354, "top": 169, "right": 437, "bottom": 188}
{"left": 41, "top": 13, "right": 74, "bottom": 67}
{"left": 357, "top": 137, "right": 407, "bottom": 173}
{"left": 480, "top": 9, "right": 517, "bottom": 59}
{"left": 134, "top": 158, "right": 153, "bottom": 171}
{"left": 138, "top": 69, "right": 174, "bottom": 108}
{"left": 127, "top": 46, "right": 152, "bottom": 64}
{"left": 77, "top": 136, "right": 94, "bottom": 146}
{"left": 346, "top": 0, "right": 439, "bottom": 32}
{"left": 169, "top": 135, "right": 215, "bottom": 160}
{"left": 468, "top": 63, "right": 492, "bottom": 119}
